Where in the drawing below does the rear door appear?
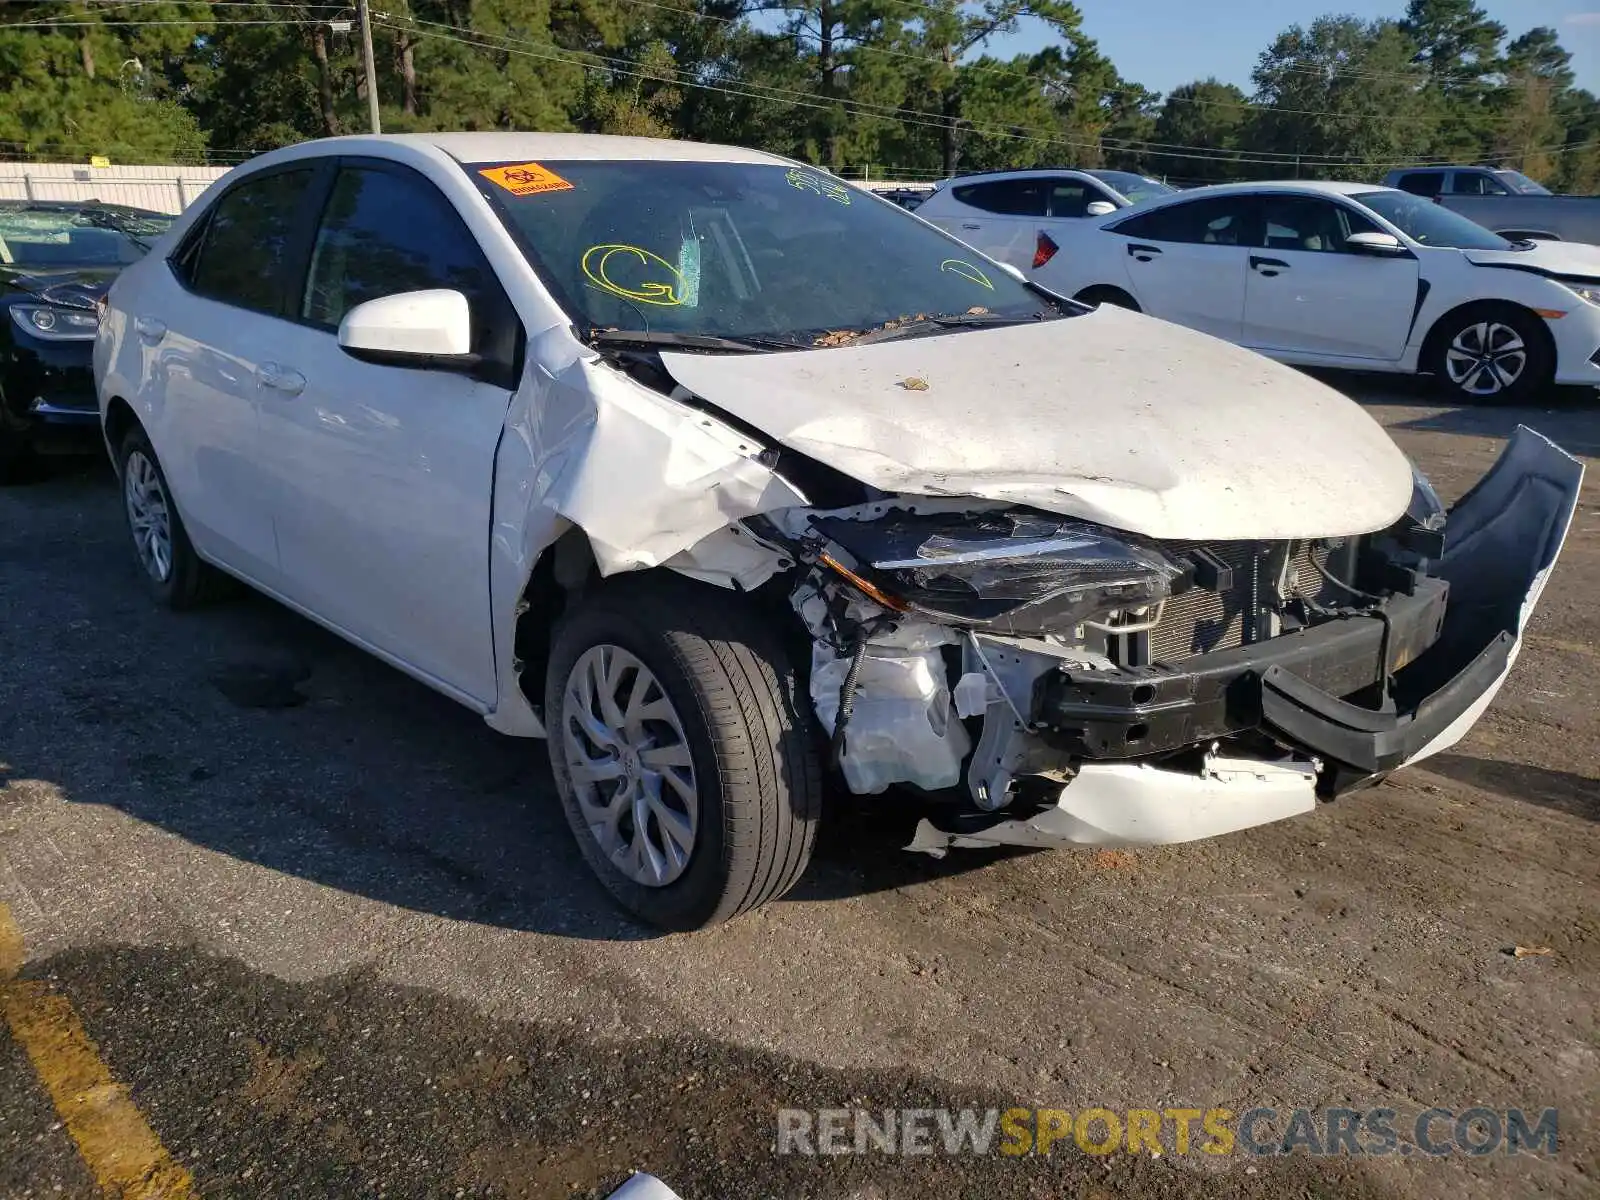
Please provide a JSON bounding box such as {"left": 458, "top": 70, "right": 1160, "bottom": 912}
{"left": 141, "top": 164, "right": 323, "bottom": 585}
{"left": 1242, "top": 194, "right": 1419, "bottom": 361}
{"left": 1104, "top": 194, "right": 1258, "bottom": 341}
{"left": 933, "top": 178, "right": 1049, "bottom": 269}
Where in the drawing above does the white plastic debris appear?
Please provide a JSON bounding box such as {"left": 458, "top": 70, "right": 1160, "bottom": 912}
{"left": 951, "top": 670, "right": 992, "bottom": 719}
{"left": 810, "top": 629, "right": 971, "bottom": 794}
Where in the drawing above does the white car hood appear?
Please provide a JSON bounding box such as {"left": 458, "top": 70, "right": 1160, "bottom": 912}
{"left": 1462, "top": 240, "right": 1600, "bottom": 279}
{"left": 659, "top": 306, "right": 1412, "bottom": 541}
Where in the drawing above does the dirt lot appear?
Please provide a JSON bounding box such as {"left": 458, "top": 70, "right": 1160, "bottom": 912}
{"left": 1, "top": 379, "right": 1597, "bottom": 1200}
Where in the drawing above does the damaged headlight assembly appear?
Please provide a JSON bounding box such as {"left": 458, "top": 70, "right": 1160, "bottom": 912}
{"left": 808, "top": 510, "right": 1185, "bottom": 635}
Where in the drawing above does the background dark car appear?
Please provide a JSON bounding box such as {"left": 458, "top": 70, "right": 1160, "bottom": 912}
{"left": 0, "top": 200, "right": 174, "bottom": 481}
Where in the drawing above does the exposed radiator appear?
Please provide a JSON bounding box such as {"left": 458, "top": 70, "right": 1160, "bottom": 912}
{"left": 1148, "top": 542, "right": 1277, "bottom": 662}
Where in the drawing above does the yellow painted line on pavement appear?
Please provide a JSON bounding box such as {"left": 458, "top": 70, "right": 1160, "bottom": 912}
{"left": 0, "top": 904, "right": 195, "bottom": 1199}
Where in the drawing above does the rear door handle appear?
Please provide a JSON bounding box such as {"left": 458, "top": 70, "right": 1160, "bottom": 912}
{"left": 1250, "top": 256, "right": 1290, "bottom": 275}
{"left": 134, "top": 316, "right": 166, "bottom": 341}
{"left": 961, "top": 222, "right": 982, "bottom": 230}
{"left": 256, "top": 362, "right": 306, "bottom": 397}
{"left": 1127, "top": 243, "right": 1162, "bottom": 261}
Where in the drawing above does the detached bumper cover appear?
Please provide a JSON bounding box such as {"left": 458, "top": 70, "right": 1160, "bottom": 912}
{"left": 914, "top": 426, "right": 1583, "bottom": 853}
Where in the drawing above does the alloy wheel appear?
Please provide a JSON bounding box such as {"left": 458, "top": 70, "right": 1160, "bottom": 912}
{"left": 561, "top": 644, "right": 699, "bottom": 888}
{"left": 1444, "top": 321, "right": 1527, "bottom": 397}
{"left": 123, "top": 450, "right": 173, "bottom": 583}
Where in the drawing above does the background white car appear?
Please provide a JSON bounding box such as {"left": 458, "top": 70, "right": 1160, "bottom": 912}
{"left": 1031, "top": 181, "right": 1600, "bottom": 403}
{"left": 915, "top": 167, "right": 1176, "bottom": 271}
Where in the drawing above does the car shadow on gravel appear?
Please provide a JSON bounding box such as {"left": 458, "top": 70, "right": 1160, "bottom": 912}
{"left": 1417, "top": 753, "right": 1600, "bottom": 822}
{"left": 11, "top": 940, "right": 1410, "bottom": 1200}
{"left": 0, "top": 464, "right": 1011, "bottom": 942}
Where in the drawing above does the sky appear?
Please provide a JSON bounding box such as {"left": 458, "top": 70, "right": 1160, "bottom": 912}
{"left": 985, "top": 0, "right": 1600, "bottom": 96}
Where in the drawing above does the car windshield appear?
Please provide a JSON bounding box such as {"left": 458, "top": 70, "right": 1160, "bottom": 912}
{"left": 1352, "top": 191, "right": 1514, "bottom": 251}
{"left": 470, "top": 159, "right": 1064, "bottom": 345}
{"left": 1088, "top": 170, "right": 1176, "bottom": 205}
{"left": 1496, "top": 170, "right": 1551, "bottom": 195}
{"left": 0, "top": 204, "right": 173, "bottom": 268}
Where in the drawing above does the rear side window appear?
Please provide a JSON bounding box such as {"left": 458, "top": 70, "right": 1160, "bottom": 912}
{"left": 300, "top": 165, "right": 495, "bottom": 332}
{"left": 950, "top": 179, "right": 1048, "bottom": 216}
{"left": 185, "top": 169, "right": 314, "bottom": 313}
{"left": 1395, "top": 173, "right": 1443, "bottom": 198}
{"left": 1112, "top": 196, "right": 1256, "bottom": 246}
{"left": 1047, "top": 181, "right": 1093, "bottom": 218}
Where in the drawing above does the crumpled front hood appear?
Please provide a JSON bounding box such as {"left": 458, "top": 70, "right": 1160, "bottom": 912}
{"left": 659, "top": 306, "right": 1413, "bottom": 541}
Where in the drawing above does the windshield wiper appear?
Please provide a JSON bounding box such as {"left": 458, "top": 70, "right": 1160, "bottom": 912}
{"left": 587, "top": 328, "right": 806, "bottom": 353}
{"left": 849, "top": 311, "right": 1047, "bottom": 346}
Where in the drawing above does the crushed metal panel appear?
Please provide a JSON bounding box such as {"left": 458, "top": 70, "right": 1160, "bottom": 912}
{"left": 484, "top": 329, "right": 808, "bottom": 737}
{"left": 658, "top": 307, "right": 1413, "bottom": 541}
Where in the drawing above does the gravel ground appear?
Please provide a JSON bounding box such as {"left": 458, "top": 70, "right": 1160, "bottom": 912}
{"left": 1, "top": 378, "right": 1597, "bottom": 1200}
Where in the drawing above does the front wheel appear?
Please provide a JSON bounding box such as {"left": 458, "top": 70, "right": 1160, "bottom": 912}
{"left": 1427, "top": 304, "right": 1554, "bottom": 404}
{"left": 544, "top": 576, "right": 822, "bottom": 930}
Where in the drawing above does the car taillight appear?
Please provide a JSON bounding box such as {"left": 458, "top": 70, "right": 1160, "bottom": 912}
{"left": 1033, "top": 231, "right": 1059, "bottom": 269}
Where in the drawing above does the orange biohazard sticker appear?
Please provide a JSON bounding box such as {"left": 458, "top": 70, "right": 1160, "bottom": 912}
{"left": 478, "top": 161, "right": 575, "bottom": 196}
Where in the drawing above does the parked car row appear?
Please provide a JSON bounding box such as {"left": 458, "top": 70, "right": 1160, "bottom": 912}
{"left": 0, "top": 200, "right": 174, "bottom": 479}
{"left": 85, "top": 132, "right": 1581, "bottom": 932}
{"left": 1015, "top": 179, "right": 1600, "bottom": 403}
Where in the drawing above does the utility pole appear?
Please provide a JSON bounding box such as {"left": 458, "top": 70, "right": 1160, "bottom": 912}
{"left": 357, "top": 0, "right": 381, "bottom": 134}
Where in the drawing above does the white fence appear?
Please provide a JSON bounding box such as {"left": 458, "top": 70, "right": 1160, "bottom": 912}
{"left": 0, "top": 162, "right": 230, "bottom": 214}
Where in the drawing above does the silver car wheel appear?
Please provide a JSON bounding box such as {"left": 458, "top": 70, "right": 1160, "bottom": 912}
{"left": 1445, "top": 321, "right": 1527, "bottom": 396}
{"left": 561, "top": 643, "right": 699, "bottom": 888}
{"left": 123, "top": 450, "right": 173, "bottom": 583}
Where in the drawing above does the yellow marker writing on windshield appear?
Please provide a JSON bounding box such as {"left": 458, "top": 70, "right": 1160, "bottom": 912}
{"left": 580, "top": 244, "right": 685, "bottom": 306}
{"left": 786, "top": 168, "right": 852, "bottom": 205}
{"left": 941, "top": 259, "right": 994, "bottom": 289}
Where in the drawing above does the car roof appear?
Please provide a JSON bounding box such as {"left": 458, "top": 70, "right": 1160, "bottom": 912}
{"left": 255, "top": 131, "right": 797, "bottom": 168}
{"left": 945, "top": 167, "right": 1097, "bottom": 182}
{"left": 1101, "top": 180, "right": 1402, "bottom": 218}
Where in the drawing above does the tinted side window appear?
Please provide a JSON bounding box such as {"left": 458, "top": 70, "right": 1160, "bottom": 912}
{"left": 950, "top": 180, "right": 1048, "bottom": 217}
{"left": 1047, "top": 180, "right": 1093, "bottom": 218}
{"left": 301, "top": 166, "right": 494, "bottom": 333}
{"left": 1113, "top": 196, "right": 1255, "bottom": 246}
{"left": 1395, "top": 173, "right": 1442, "bottom": 198}
{"left": 188, "top": 169, "right": 314, "bottom": 313}
{"left": 1451, "top": 171, "right": 1507, "bottom": 196}
{"left": 1259, "top": 196, "right": 1379, "bottom": 253}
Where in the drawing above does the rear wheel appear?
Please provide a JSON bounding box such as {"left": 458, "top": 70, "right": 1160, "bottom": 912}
{"left": 116, "top": 427, "right": 230, "bottom": 608}
{"left": 545, "top": 575, "right": 822, "bottom": 930}
{"left": 1426, "top": 303, "right": 1554, "bottom": 404}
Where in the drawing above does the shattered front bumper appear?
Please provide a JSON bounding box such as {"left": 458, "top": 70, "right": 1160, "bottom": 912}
{"left": 914, "top": 427, "right": 1584, "bottom": 855}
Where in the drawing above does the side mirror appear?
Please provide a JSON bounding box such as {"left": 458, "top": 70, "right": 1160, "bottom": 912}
{"left": 1085, "top": 200, "right": 1118, "bottom": 217}
{"left": 338, "top": 289, "right": 476, "bottom": 369}
{"left": 1346, "top": 231, "right": 1408, "bottom": 256}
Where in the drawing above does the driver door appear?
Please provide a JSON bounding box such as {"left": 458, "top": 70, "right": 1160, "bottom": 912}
{"left": 253, "top": 161, "right": 523, "bottom": 705}
{"left": 1241, "top": 196, "right": 1419, "bottom": 362}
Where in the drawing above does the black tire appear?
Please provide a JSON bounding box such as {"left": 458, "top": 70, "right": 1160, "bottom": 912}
{"left": 1075, "top": 286, "right": 1140, "bottom": 312}
{"left": 544, "top": 574, "right": 822, "bottom": 930}
{"left": 1425, "top": 303, "right": 1555, "bottom": 405}
{"left": 115, "top": 426, "right": 231, "bottom": 608}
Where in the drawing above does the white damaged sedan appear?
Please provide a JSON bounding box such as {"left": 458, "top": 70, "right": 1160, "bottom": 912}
{"left": 96, "top": 133, "right": 1584, "bottom": 929}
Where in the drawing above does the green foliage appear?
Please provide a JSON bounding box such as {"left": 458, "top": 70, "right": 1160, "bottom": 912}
{"left": 0, "top": 0, "right": 1592, "bottom": 190}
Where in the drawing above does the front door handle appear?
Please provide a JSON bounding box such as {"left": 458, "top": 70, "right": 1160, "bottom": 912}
{"left": 1127, "top": 243, "right": 1162, "bottom": 261}
{"left": 134, "top": 316, "right": 166, "bottom": 342}
{"left": 256, "top": 362, "right": 306, "bottom": 397}
{"left": 961, "top": 222, "right": 982, "bottom": 230}
{"left": 1250, "top": 256, "right": 1290, "bottom": 276}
